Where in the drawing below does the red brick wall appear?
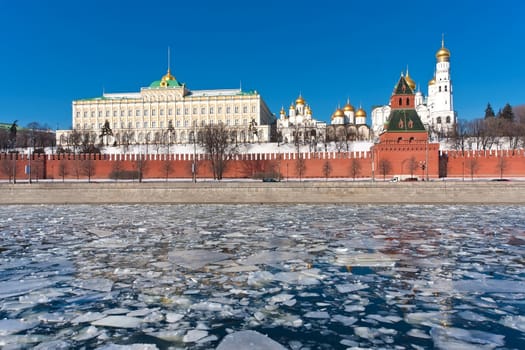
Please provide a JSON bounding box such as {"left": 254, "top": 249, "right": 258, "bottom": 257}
{"left": 2, "top": 150, "right": 525, "bottom": 181}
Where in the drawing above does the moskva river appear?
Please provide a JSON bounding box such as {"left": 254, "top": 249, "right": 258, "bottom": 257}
{"left": 1, "top": 204, "right": 524, "bottom": 349}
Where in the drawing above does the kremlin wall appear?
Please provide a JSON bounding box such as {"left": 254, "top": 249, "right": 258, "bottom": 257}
{"left": 2, "top": 148, "right": 525, "bottom": 182}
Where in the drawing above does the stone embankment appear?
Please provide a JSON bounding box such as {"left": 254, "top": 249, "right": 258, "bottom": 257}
{"left": 1, "top": 181, "right": 524, "bottom": 205}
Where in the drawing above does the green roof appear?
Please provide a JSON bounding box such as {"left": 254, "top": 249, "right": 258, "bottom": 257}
{"left": 385, "top": 109, "right": 426, "bottom": 132}
{"left": 149, "top": 79, "right": 183, "bottom": 88}
{"left": 394, "top": 76, "right": 414, "bottom": 95}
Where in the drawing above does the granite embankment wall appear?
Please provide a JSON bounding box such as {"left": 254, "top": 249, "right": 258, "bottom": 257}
{"left": 1, "top": 182, "right": 524, "bottom": 204}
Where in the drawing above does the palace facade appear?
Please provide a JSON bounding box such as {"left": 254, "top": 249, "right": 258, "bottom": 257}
{"left": 56, "top": 68, "right": 275, "bottom": 147}
{"left": 371, "top": 38, "right": 457, "bottom": 138}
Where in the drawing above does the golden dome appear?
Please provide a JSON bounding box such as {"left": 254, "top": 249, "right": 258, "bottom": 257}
{"left": 428, "top": 77, "right": 436, "bottom": 85}
{"left": 356, "top": 107, "right": 366, "bottom": 117}
{"left": 405, "top": 69, "right": 416, "bottom": 90}
{"left": 334, "top": 108, "right": 344, "bottom": 117}
{"left": 161, "top": 68, "right": 176, "bottom": 82}
{"left": 289, "top": 103, "right": 295, "bottom": 110}
{"left": 295, "top": 95, "right": 305, "bottom": 105}
{"left": 280, "top": 106, "right": 286, "bottom": 114}
{"left": 435, "top": 37, "right": 450, "bottom": 62}
{"left": 344, "top": 99, "right": 355, "bottom": 112}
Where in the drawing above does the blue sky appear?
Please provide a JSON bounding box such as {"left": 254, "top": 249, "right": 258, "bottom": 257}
{"left": 0, "top": 0, "right": 523, "bottom": 129}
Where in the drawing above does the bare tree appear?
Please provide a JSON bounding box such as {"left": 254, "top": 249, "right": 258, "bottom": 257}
{"left": 378, "top": 158, "right": 392, "bottom": 181}
{"left": 322, "top": 160, "right": 332, "bottom": 181}
{"left": 349, "top": 158, "right": 361, "bottom": 181}
{"left": 81, "top": 157, "right": 96, "bottom": 182}
{"left": 0, "top": 157, "right": 16, "bottom": 183}
{"left": 295, "top": 153, "right": 306, "bottom": 181}
{"left": 496, "top": 155, "right": 508, "bottom": 179}
{"left": 134, "top": 155, "right": 148, "bottom": 182}
{"left": 465, "top": 158, "right": 479, "bottom": 180}
{"left": 58, "top": 157, "right": 69, "bottom": 182}
{"left": 201, "top": 123, "right": 237, "bottom": 180}
{"left": 406, "top": 156, "right": 418, "bottom": 179}
{"left": 162, "top": 158, "right": 173, "bottom": 182}
{"left": 111, "top": 159, "right": 123, "bottom": 181}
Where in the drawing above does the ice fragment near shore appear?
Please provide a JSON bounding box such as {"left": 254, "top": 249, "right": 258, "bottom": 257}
{"left": 72, "top": 278, "right": 113, "bottom": 292}
{"left": 216, "top": 330, "right": 287, "bottom": 350}
{"left": 431, "top": 326, "right": 505, "bottom": 349}
{"left": 500, "top": 315, "right": 525, "bottom": 332}
{"left": 334, "top": 252, "right": 397, "bottom": 267}
{"left": 183, "top": 329, "right": 208, "bottom": 343}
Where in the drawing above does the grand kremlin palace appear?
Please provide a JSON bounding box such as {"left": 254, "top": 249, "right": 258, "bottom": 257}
{"left": 56, "top": 68, "right": 276, "bottom": 146}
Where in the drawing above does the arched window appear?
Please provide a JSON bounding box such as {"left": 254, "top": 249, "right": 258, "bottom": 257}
{"left": 437, "top": 117, "right": 442, "bottom": 124}
{"left": 406, "top": 98, "right": 410, "bottom": 105}
{"left": 439, "top": 86, "right": 442, "bottom": 92}
{"left": 446, "top": 116, "right": 451, "bottom": 123}
{"left": 399, "top": 98, "right": 402, "bottom": 106}
{"left": 444, "top": 85, "right": 448, "bottom": 92}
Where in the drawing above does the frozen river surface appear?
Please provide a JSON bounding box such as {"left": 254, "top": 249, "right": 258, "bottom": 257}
{"left": 1, "top": 204, "right": 525, "bottom": 349}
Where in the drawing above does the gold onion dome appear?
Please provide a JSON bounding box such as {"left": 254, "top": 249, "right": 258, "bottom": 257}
{"left": 161, "top": 68, "right": 176, "bottom": 82}
{"left": 344, "top": 101, "right": 355, "bottom": 112}
{"left": 428, "top": 77, "right": 436, "bottom": 85}
{"left": 289, "top": 103, "right": 295, "bottom": 109}
{"left": 356, "top": 107, "right": 366, "bottom": 117}
{"left": 280, "top": 106, "right": 286, "bottom": 114}
{"left": 295, "top": 95, "right": 305, "bottom": 105}
{"left": 405, "top": 70, "right": 416, "bottom": 90}
{"left": 333, "top": 108, "right": 344, "bottom": 118}
{"left": 436, "top": 38, "right": 450, "bottom": 62}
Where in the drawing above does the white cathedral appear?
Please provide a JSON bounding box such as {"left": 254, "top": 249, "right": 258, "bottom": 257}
{"left": 371, "top": 38, "right": 457, "bottom": 138}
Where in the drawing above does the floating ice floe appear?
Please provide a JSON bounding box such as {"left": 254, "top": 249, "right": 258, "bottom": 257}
{"left": 91, "top": 315, "right": 142, "bottom": 329}
{"left": 500, "top": 315, "right": 525, "bottom": 332}
{"left": 336, "top": 283, "right": 369, "bottom": 294}
{"left": 72, "top": 278, "right": 114, "bottom": 292}
{"left": 0, "top": 319, "right": 38, "bottom": 336}
{"left": 95, "top": 344, "right": 158, "bottom": 350}
{"left": 430, "top": 326, "right": 505, "bottom": 349}
{"left": 183, "top": 329, "right": 209, "bottom": 343}
{"left": 216, "top": 330, "right": 287, "bottom": 350}
{"left": 334, "top": 252, "right": 397, "bottom": 267}
{"left": 168, "top": 249, "right": 232, "bottom": 269}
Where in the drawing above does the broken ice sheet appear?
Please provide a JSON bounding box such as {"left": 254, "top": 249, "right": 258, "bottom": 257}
{"left": 168, "top": 249, "right": 232, "bottom": 269}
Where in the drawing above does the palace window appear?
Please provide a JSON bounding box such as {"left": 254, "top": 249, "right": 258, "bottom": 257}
{"left": 76, "top": 111, "right": 80, "bottom": 118}
{"left": 136, "top": 122, "right": 140, "bottom": 128}
{"left": 184, "top": 108, "right": 188, "bottom": 114}
{"left": 227, "top": 119, "right": 231, "bottom": 125}
{"left": 192, "top": 108, "right": 197, "bottom": 114}
{"left": 226, "top": 106, "right": 231, "bottom": 113}
{"left": 252, "top": 106, "right": 256, "bottom": 113}
{"left": 136, "top": 109, "right": 140, "bottom": 116}
{"left": 152, "top": 122, "right": 156, "bottom": 128}
{"left": 243, "top": 106, "right": 247, "bottom": 113}
{"left": 201, "top": 107, "right": 205, "bottom": 114}
{"left": 144, "top": 110, "right": 148, "bottom": 117}
{"left": 121, "top": 110, "right": 125, "bottom": 117}
{"left": 113, "top": 122, "right": 117, "bottom": 129}
{"left": 152, "top": 109, "right": 156, "bottom": 116}
{"left": 91, "top": 111, "right": 95, "bottom": 117}
{"left": 445, "top": 85, "right": 448, "bottom": 92}
{"left": 184, "top": 120, "right": 189, "bottom": 127}
{"left": 98, "top": 123, "right": 102, "bottom": 129}
{"left": 168, "top": 108, "right": 173, "bottom": 116}
{"left": 235, "top": 119, "right": 239, "bottom": 125}
{"left": 210, "top": 107, "right": 214, "bottom": 114}
{"left": 235, "top": 106, "right": 239, "bottom": 113}
{"left": 439, "top": 86, "right": 442, "bottom": 92}
{"left": 144, "top": 122, "right": 148, "bottom": 128}
{"left": 128, "top": 110, "right": 132, "bottom": 117}
{"left": 201, "top": 120, "right": 205, "bottom": 126}
{"left": 83, "top": 112, "right": 87, "bottom": 118}
{"left": 160, "top": 109, "right": 164, "bottom": 116}
{"left": 160, "top": 121, "right": 164, "bottom": 128}
{"left": 106, "top": 110, "right": 110, "bottom": 117}
{"left": 446, "top": 116, "right": 451, "bottom": 123}
{"left": 218, "top": 106, "right": 222, "bottom": 113}
{"left": 437, "top": 117, "right": 442, "bottom": 123}
{"left": 243, "top": 118, "right": 247, "bottom": 125}
{"left": 113, "top": 110, "right": 117, "bottom": 117}
{"left": 176, "top": 120, "right": 180, "bottom": 127}
{"left": 176, "top": 108, "right": 181, "bottom": 115}
{"left": 98, "top": 111, "right": 102, "bottom": 117}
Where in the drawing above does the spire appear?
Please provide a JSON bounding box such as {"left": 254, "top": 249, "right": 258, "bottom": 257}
{"left": 168, "top": 46, "right": 171, "bottom": 72}
{"left": 441, "top": 33, "right": 445, "bottom": 48}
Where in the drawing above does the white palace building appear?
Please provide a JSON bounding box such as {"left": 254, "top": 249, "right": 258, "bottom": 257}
{"left": 56, "top": 67, "right": 275, "bottom": 147}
